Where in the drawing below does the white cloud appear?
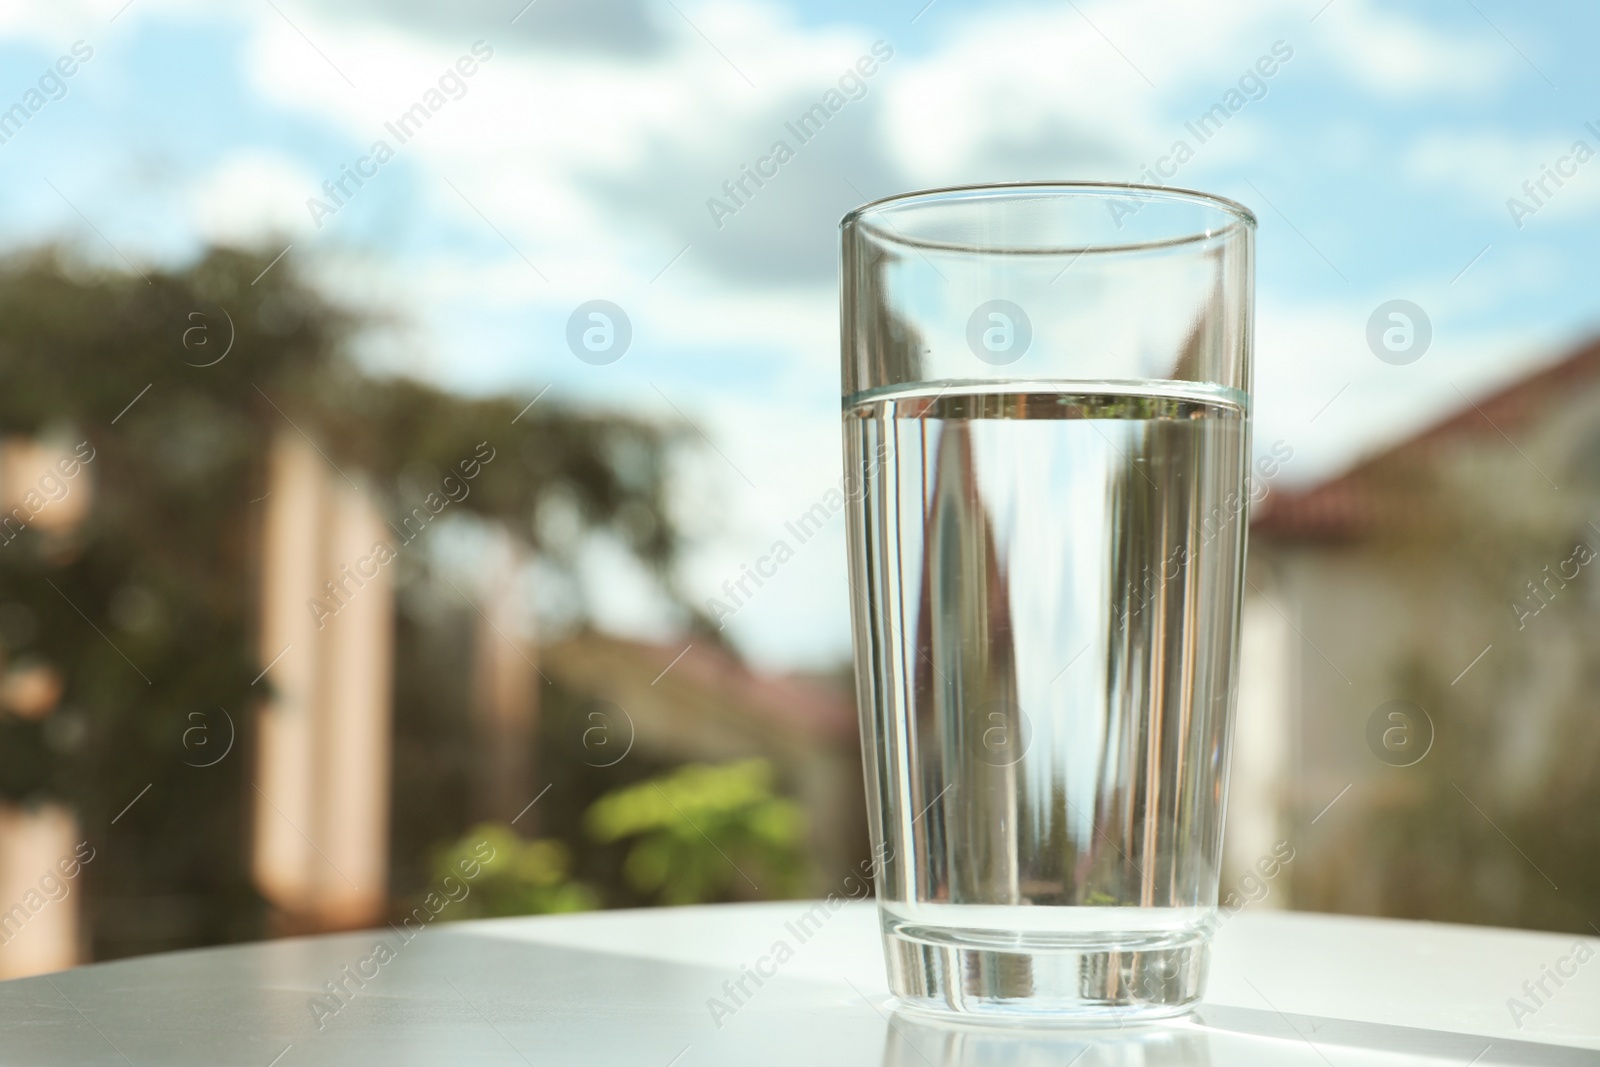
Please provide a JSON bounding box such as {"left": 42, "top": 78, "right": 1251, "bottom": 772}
{"left": 187, "top": 150, "right": 318, "bottom": 247}
{"left": 1311, "top": 0, "right": 1511, "bottom": 97}
{"left": 1405, "top": 128, "right": 1600, "bottom": 225}
{"left": 0, "top": 1, "right": 117, "bottom": 42}
{"left": 881, "top": 0, "right": 1295, "bottom": 182}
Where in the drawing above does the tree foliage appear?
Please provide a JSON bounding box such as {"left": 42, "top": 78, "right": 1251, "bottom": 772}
{"left": 428, "top": 759, "right": 808, "bottom": 916}
{"left": 587, "top": 759, "right": 806, "bottom": 905}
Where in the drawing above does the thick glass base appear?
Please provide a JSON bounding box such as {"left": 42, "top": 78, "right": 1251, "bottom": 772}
{"left": 882, "top": 917, "right": 1209, "bottom": 1026}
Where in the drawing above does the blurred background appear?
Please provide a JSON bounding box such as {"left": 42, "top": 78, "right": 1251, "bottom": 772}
{"left": 0, "top": 0, "right": 1598, "bottom": 978}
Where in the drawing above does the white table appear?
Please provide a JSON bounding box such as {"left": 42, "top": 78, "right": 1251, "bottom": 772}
{"left": 2, "top": 902, "right": 1595, "bottom": 1064}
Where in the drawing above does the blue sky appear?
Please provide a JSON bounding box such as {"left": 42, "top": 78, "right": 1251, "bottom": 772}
{"left": 2, "top": 0, "right": 1597, "bottom": 668}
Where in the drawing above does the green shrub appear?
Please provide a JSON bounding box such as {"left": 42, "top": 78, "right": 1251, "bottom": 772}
{"left": 586, "top": 758, "right": 805, "bottom": 905}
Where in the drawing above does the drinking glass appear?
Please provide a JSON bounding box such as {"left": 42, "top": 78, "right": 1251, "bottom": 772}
{"left": 839, "top": 182, "right": 1254, "bottom": 1023}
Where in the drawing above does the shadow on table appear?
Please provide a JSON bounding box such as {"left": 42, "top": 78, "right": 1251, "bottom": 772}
{"left": 881, "top": 1004, "right": 1595, "bottom": 1066}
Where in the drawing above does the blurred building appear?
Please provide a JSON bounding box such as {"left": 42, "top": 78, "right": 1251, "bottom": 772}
{"left": 249, "top": 431, "right": 865, "bottom": 935}
{"left": 253, "top": 433, "right": 394, "bottom": 934}
{"left": 1232, "top": 338, "right": 1600, "bottom": 931}
{"left": 0, "top": 437, "right": 94, "bottom": 979}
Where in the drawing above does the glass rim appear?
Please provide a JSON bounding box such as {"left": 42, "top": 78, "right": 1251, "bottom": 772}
{"left": 840, "top": 181, "right": 1257, "bottom": 256}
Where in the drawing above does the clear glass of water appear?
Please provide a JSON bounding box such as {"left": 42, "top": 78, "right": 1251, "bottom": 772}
{"left": 840, "top": 183, "right": 1255, "bottom": 1023}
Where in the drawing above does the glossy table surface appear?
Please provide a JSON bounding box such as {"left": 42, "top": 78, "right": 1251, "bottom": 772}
{"left": 2, "top": 901, "right": 1597, "bottom": 1065}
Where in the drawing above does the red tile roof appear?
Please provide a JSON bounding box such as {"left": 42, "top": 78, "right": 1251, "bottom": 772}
{"left": 1253, "top": 337, "right": 1600, "bottom": 541}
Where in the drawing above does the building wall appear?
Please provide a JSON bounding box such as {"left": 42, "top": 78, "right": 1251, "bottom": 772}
{"left": 1240, "top": 381, "right": 1600, "bottom": 929}
{"left": 253, "top": 432, "right": 393, "bottom": 932}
